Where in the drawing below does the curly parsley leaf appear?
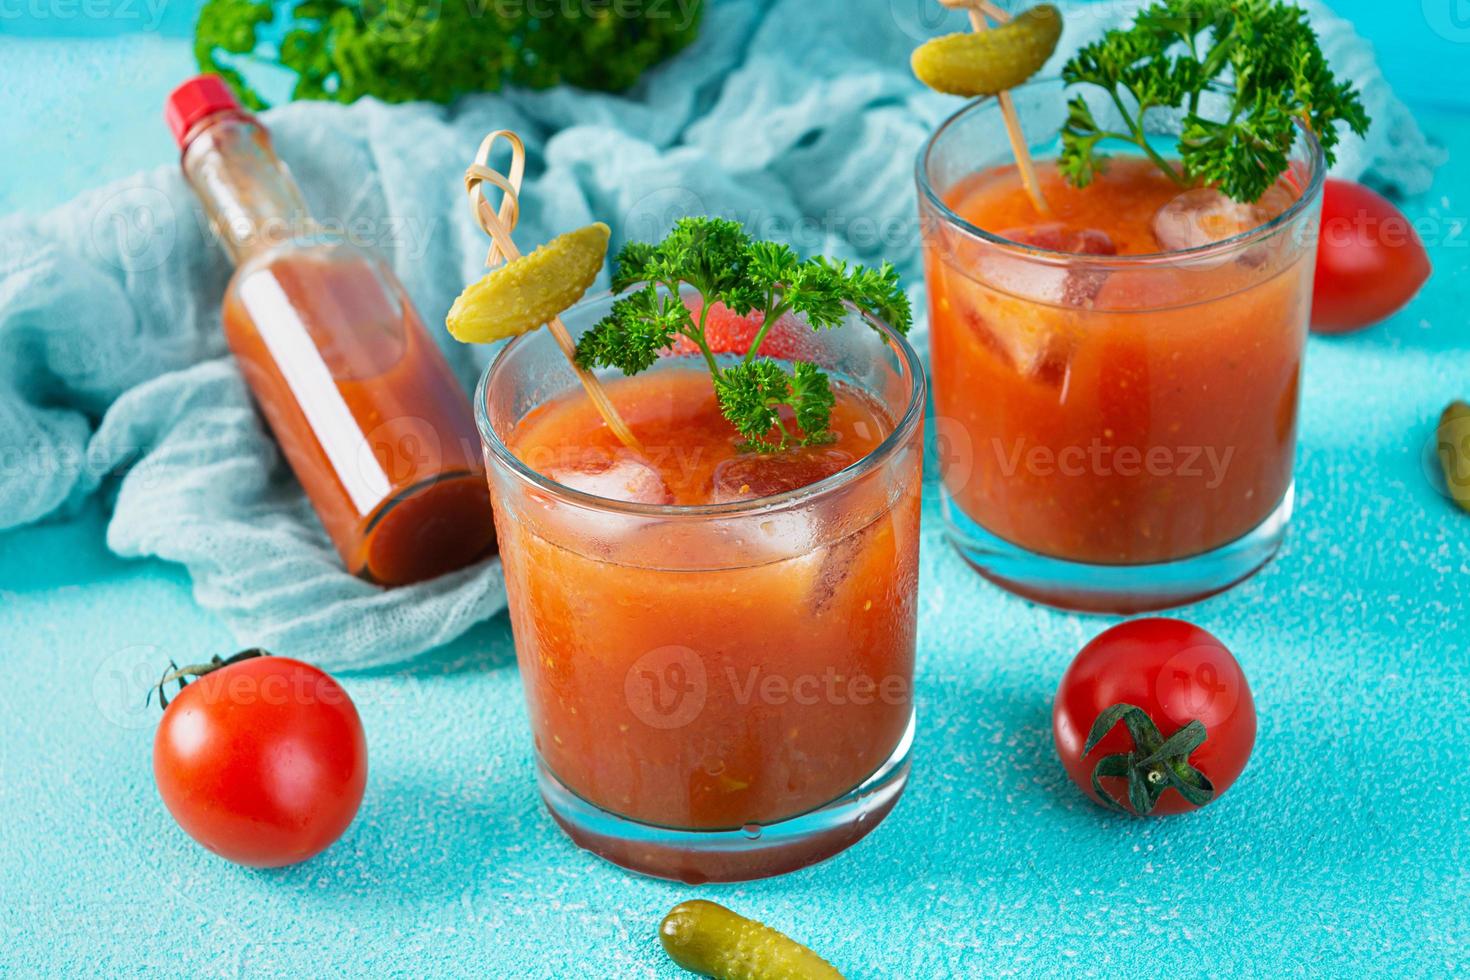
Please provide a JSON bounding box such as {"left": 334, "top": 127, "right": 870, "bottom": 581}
{"left": 710, "top": 360, "right": 837, "bottom": 453}
{"left": 1059, "top": 0, "right": 1369, "bottom": 202}
{"left": 786, "top": 361, "right": 836, "bottom": 442}
{"left": 829, "top": 257, "right": 912, "bottom": 335}
{"left": 574, "top": 217, "right": 911, "bottom": 452}
{"left": 576, "top": 287, "right": 686, "bottom": 376}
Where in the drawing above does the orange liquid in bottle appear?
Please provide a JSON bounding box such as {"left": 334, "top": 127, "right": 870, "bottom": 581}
{"left": 173, "top": 76, "right": 495, "bottom": 585}
{"left": 223, "top": 249, "right": 494, "bottom": 585}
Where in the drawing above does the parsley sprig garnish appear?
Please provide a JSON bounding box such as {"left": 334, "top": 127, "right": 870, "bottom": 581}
{"left": 1059, "top": 0, "right": 1369, "bottom": 202}
{"left": 574, "top": 218, "right": 911, "bottom": 452}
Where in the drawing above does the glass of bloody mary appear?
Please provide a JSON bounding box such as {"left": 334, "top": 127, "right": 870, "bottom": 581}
{"left": 476, "top": 288, "right": 925, "bottom": 883}
{"left": 917, "top": 78, "right": 1324, "bottom": 612}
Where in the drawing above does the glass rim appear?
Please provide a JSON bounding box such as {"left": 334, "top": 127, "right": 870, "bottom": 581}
{"left": 474, "top": 289, "right": 927, "bottom": 520}
{"left": 914, "top": 76, "right": 1328, "bottom": 268}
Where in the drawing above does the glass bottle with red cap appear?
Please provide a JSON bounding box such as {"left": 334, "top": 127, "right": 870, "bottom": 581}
{"left": 166, "top": 75, "right": 496, "bottom": 584}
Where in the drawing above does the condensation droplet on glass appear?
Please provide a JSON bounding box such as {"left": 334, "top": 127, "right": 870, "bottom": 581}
{"left": 741, "top": 823, "right": 762, "bottom": 840}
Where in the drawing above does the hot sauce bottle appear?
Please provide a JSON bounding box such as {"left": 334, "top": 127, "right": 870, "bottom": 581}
{"left": 166, "top": 76, "right": 496, "bottom": 585}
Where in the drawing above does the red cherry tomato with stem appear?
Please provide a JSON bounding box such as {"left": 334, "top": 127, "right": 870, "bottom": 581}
{"left": 1053, "top": 619, "right": 1255, "bottom": 816}
{"left": 1311, "top": 178, "right": 1430, "bottom": 334}
{"left": 152, "top": 650, "right": 368, "bottom": 867}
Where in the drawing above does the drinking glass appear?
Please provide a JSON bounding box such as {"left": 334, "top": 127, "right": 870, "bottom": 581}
{"left": 476, "top": 289, "right": 926, "bottom": 882}
{"left": 917, "top": 77, "right": 1324, "bottom": 612}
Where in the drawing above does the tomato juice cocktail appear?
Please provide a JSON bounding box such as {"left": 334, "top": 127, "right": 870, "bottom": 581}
{"left": 918, "top": 79, "right": 1324, "bottom": 612}
{"left": 476, "top": 292, "right": 925, "bottom": 883}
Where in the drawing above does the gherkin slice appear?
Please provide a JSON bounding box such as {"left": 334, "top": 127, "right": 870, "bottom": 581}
{"left": 446, "top": 222, "right": 609, "bottom": 343}
{"left": 912, "top": 4, "right": 1063, "bottom": 97}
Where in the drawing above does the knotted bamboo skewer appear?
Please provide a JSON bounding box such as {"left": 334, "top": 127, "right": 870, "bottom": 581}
{"left": 463, "top": 130, "right": 642, "bottom": 452}
{"left": 941, "top": 0, "right": 1053, "bottom": 216}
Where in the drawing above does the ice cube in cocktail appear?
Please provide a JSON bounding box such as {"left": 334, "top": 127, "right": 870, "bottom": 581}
{"left": 549, "top": 453, "right": 674, "bottom": 504}
{"left": 931, "top": 216, "right": 1116, "bottom": 389}
{"left": 710, "top": 448, "right": 857, "bottom": 502}
{"left": 1152, "top": 184, "right": 1296, "bottom": 267}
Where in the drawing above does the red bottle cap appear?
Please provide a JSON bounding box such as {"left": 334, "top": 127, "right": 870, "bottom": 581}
{"left": 165, "top": 75, "right": 244, "bottom": 148}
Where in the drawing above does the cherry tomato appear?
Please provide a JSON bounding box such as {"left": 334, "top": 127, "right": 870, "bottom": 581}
{"left": 669, "top": 300, "right": 814, "bottom": 361}
{"left": 153, "top": 652, "right": 368, "bottom": 867}
{"left": 1311, "top": 178, "right": 1430, "bottom": 334}
{"left": 1052, "top": 619, "right": 1255, "bottom": 816}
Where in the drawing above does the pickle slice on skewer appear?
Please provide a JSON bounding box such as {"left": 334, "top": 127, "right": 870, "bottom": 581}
{"left": 446, "top": 222, "right": 610, "bottom": 343}
{"left": 912, "top": 4, "right": 1062, "bottom": 97}
{"left": 659, "top": 900, "right": 844, "bottom": 980}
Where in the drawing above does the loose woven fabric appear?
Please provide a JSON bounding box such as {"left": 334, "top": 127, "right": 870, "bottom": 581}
{"left": 0, "top": 0, "right": 1441, "bottom": 670}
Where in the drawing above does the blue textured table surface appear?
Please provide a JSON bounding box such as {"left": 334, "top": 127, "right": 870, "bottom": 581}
{"left": 3, "top": 4, "right": 1469, "bottom": 977}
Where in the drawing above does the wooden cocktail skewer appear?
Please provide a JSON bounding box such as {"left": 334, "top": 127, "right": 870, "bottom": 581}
{"left": 463, "top": 130, "right": 643, "bottom": 452}
{"left": 940, "top": 0, "right": 1052, "bottom": 216}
